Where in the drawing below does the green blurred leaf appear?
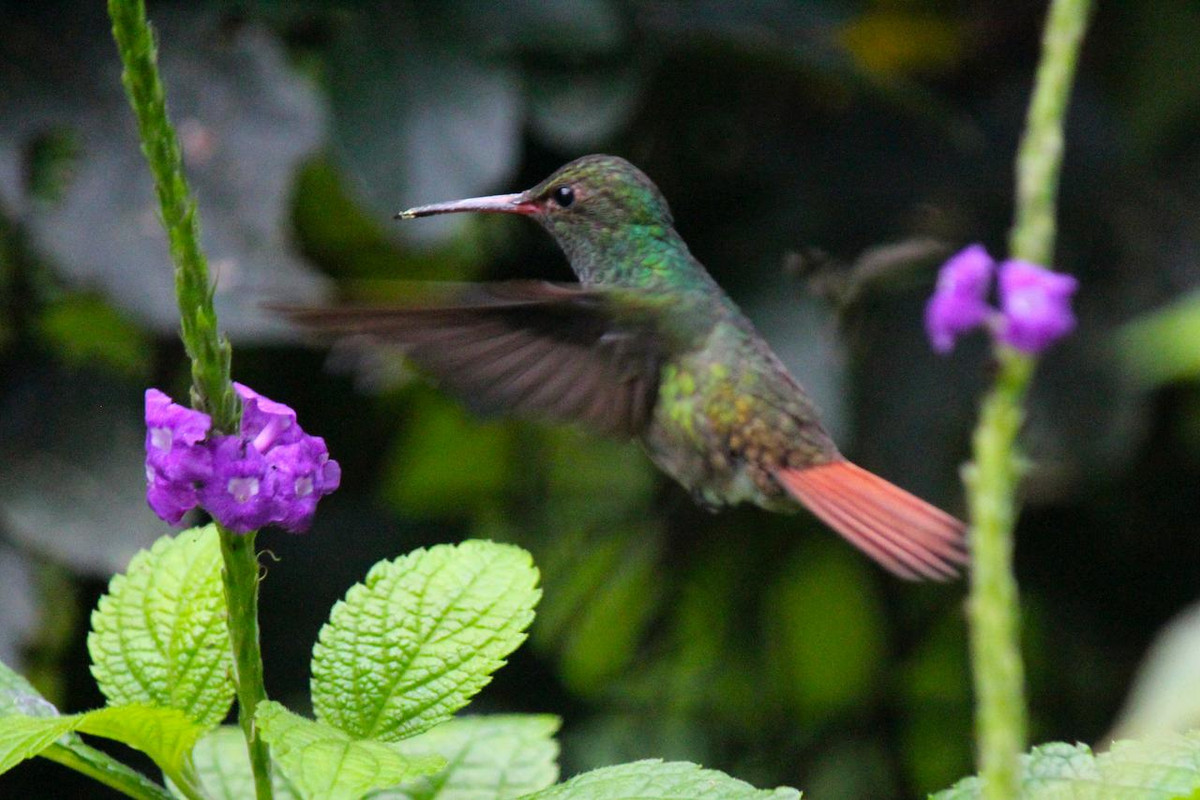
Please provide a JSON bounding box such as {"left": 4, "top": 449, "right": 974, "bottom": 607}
{"left": 375, "top": 714, "right": 561, "bottom": 800}
{"left": 762, "top": 542, "right": 885, "bottom": 716}
{"left": 553, "top": 531, "right": 662, "bottom": 693}
{"left": 382, "top": 393, "right": 519, "bottom": 518}
{"left": 38, "top": 293, "right": 151, "bottom": 378}
{"left": 1111, "top": 601, "right": 1200, "bottom": 740}
{"left": 1110, "top": 0, "right": 1200, "bottom": 157}
{"left": 933, "top": 733, "right": 1200, "bottom": 799}
{"left": 292, "top": 158, "right": 490, "bottom": 285}
{"left": 1118, "top": 291, "right": 1200, "bottom": 386}
{"left": 899, "top": 613, "right": 972, "bottom": 793}
{"left": 180, "top": 725, "right": 304, "bottom": 800}
{"left": 312, "top": 541, "right": 540, "bottom": 741}
{"left": 520, "top": 760, "right": 801, "bottom": 800}
{"left": 837, "top": 10, "right": 963, "bottom": 77}
{"left": 88, "top": 525, "right": 234, "bottom": 728}
{"left": 257, "top": 702, "right": 445, "bottom": 800}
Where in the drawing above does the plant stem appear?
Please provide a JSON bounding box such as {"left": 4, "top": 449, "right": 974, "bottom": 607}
{"left": 107, "top": 1, "right": 272, "bottom": 798}
{"left": 1009, "top": 0, "right": 1094, "bottom": 267}
{"left": 966, "top": 0, "right": 1092, "bottom": 798}
{"left": 219, "top": 525, "right": 274, "bottom": 800}
{"left": 106, "top": 0, "right": 238, "bottom": 432}
{"left": 965, "top": 349, "right": 1032, "bottom": 800}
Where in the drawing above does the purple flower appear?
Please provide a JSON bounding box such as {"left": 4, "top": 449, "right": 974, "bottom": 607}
{"left": 925, "top": 244, "right": 1078, "bottom": 355}
{"left": 144, "top": 385, "right": 340, "bottom": 533}
{"left": 202, "top": 437, "right": 272, "bottom": 534}
{"left": 144, "top": 389, "right": 213, "bottom": 524}
{"left": 925, "top": 244, "right": 996, "bottom": 353}
{"left": 263, "top": 436, "right": 342, "bottom": 532}
{"left": 997, "top": 260, "right": 1079, "bottom": 354}
{"left": 235, "top": 382, "right": 303, "bottom": 451}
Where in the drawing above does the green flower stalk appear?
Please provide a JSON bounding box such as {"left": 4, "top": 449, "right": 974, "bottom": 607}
{"left": 963, "top": 0, "right": 1093, "bottom": 797}
{"left": 107, "top": 2, "right": 273, "bottom": 798}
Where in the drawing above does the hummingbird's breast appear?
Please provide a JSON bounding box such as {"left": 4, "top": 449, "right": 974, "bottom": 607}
{"left": 641, "top": 312, "right": 840, "bottom": 511}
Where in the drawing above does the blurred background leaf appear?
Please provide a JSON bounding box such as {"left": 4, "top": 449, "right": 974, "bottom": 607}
{"left": 4, "top": 0, "right": 1200, "bottom": 798}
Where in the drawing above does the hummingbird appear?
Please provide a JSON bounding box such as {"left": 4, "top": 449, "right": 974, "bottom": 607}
{"left": 285, "top": 155, "right": 967, "bottom": 580}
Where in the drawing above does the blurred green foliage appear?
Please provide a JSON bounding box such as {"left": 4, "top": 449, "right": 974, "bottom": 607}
{"left": 3, "top": 0, "right": 1200, "bottom": 798}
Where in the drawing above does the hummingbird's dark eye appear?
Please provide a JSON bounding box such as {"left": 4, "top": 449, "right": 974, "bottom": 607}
{"left": 551, "top": 185, "right": 575, "bottom": 208}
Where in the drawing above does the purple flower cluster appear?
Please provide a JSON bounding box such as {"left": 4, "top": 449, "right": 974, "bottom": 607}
{"left": 925, "top": 244, "right": 1078, "bottom": 355}
{"left": 145, "top": 384, "right": 340, "bottom": 533}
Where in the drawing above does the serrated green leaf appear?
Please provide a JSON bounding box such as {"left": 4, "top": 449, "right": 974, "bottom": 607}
{"left": 88, "top": 525, "right": 233, "bottom": 728}
{"left": 76, "top": 705, "right": 206, "bottom": 782}
{"left": 180, "top": 725, "right": 304, "bottom": 800}
{"left": 312, "top": 541, "right": 541, "bottom": 741}
{"left": 373, "top": 714, "right": 560, "bottom": 800}
{"left": 257, "top": 701, "right": 445, "bottom": 800}
{"left": 0, "top": 659, "right": 58, "bottom": 718}
{"left": 932, "top": 733, "right": 1200, "bottom": 799}
{"left": 520, "top": 760, "right": 801, "bottom": 800}
{"left": 0, "top": 713, "right": 79, "bottom": 776}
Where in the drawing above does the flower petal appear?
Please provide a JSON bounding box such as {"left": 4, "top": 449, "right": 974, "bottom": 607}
{"left": 998, "top": 260, "right": 1078, "bottom": 353}
{"left": 925, "top": 244, "right": 996, "bottom": 354}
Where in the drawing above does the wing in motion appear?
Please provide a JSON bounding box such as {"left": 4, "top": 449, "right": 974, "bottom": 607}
{"left": 277, "top": 281, "right": 668, "bottom": 437}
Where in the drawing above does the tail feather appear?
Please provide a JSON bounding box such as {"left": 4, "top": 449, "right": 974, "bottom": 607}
{"left": 775, "top": 460, "right": 968, "bottom": 581}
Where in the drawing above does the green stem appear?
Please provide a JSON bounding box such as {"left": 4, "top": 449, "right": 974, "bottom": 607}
{"left": 42, "top": 740, "right": 176, "bottom": 800}
{"left": 107, "top": 1, "right": 272, "bottom": 798}
{"left": 106, "top": 0, "right": 238, "bottom": 432}
{"left": 219, "top": 526, "right": 273, "bottom": 800}
{"left": 966, "top": 0, "right": 1093, "bottom": 798}
{"left": 965, "top": 349, "right": 1032, "bottom": 800}
{"left": 1009, "top": 0, "right": 1094, "bottom": 267}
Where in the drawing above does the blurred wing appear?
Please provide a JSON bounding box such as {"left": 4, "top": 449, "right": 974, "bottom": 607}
{"left": 277, "top": 281, "right": 666, "bottom": 437}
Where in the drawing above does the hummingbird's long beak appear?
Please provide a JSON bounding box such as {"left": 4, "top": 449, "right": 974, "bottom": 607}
{"left": 395, "top": 192, "right": 537, "bottom": 220}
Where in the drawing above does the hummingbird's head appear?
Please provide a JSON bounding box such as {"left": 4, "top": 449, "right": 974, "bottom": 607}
{"left": 397, "top": 154, "right": 674, "bottom": 234}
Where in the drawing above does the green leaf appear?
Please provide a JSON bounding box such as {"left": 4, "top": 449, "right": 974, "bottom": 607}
{"left": 0, "top": 704, "right": 204, "bottom": 785}
{"left": 520, "top": 760, "right": 801, "bottom": 800}
{"left": 312, "top": 540, "right": 540, "bottom": 741}
{"left": 1, "top": 661, "right": 176, "bottom": 799}
{"left": 374, "top": 714, "right": 560, "bottom": 799}
{"left": 76, "top": 705, "right": 206, "bottom": 782}
{"left": 88, "top": 525, "right": 233, "bottom": 728}
{"left": 0, "top": 713, "right": 79, "bottom": 776}
{"left": 932, "top": 733, "right": 1200, "bottom": 799}
{"left": 257, "top": 701, "right": 444, "bottom": 800}
{"left": 0, "top": 658, "right": 58, "bottom": 719}
{"left": 182, "top": 725, "right": 304, "bottom": 800}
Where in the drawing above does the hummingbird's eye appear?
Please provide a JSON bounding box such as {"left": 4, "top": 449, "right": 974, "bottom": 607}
{"left": 551, "top": 185, "right": 575, "bottom": 208}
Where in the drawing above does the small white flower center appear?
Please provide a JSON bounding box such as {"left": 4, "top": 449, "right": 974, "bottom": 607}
{"left": 227, "top": 477, "right": 260, "bottom": 503}
{"left": 294, "top": 476, "right": 313, "bottom": 498}
{"left": 150, "top": 427, "right": 173, "bottom": 452}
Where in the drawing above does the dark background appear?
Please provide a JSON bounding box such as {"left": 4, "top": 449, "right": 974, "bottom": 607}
{"left": 3, "top": 1, "right": 1200, "bottom": 797}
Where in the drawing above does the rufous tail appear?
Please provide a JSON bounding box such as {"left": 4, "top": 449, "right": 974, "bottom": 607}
{"left": 774, "top": 460, "right": 968, "bottom": 581}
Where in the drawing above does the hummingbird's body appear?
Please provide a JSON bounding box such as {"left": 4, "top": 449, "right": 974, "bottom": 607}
{"left": 287, "top": 155, "right": 966, "bottom": 579}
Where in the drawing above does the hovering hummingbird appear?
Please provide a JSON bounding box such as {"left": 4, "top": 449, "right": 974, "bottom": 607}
{"left": 285, "top": 155, "right": 967, "bottom": 580}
